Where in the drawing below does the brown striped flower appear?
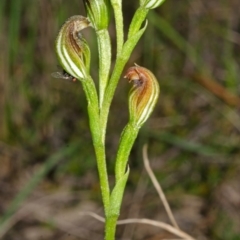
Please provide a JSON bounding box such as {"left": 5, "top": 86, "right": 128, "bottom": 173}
{"left": 125, "top": 65, "right": 160, "bottom": 127}
{"left": 55, "top": 16, "right": 91, "bottom": 80}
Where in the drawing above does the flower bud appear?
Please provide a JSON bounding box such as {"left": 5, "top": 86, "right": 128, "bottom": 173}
{"left": 125, "top": 65, "right": 160, "bottom": 127}
{"left": 140, "top": 0, "right": 166, "bottom": 9}
{"left": 55, "top": 16, "right": 91, "bottom": 80}
{"left": 83, "top": 0, "right": 110, "bottom": 30}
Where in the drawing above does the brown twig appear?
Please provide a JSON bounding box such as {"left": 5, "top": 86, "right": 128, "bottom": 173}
{"left": 190, "top": 73, "right": 240, "bottom": 108}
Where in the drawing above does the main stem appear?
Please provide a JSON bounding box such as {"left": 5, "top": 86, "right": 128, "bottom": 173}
{"left": 93, "top": 137, "right": 110, "bottom": 213}
{"left": 105, "top": 216, "right": 118, "bottom": 240}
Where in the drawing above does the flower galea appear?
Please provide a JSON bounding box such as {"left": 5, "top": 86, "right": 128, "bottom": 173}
{"left": 125, "top": 65, "right": 160, "bottom": 127}
{"left": 55, "top": 16, "right": 91, "bottom": 80}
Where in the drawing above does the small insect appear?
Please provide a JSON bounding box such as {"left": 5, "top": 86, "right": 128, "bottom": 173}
{"left": 51, "top": 69, "right": 77, "bottom": 82}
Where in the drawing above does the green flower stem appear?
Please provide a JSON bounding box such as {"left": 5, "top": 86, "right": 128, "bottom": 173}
{"left": 105, "top": 216, "right": 118, "bottom": 240}
{"left": 100, "top": 56, "right": 128, "bottom": 139}
{"left": 128, "top": 7, "right": 149, "bottom": 38}
{"left": 81, "top": 77, "right": 110, "bottom": 213}
{"left": 105, "top": 167, "right": 130, "bottom": 240}
{"left": 96, "top": 29, "right": 111, "bottom": 108}
{"left": 100, "top": 24, "right": 147, "bottom": 139}
{"left": 110, "top": 0, "right": 124, "bottom": 57}
{"left": 115, "top": 123, "right": 139, "bottom": 182}
{"left": 103, "top": 123, "right": 139, "bottom": 239}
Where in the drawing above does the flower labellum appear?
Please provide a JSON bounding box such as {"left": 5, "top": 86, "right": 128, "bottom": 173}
{"left": 125, "top": 65, "right": 160, "bottom": 127}
{"left": 55, "top": 15, "right": 91, "bottom": 80}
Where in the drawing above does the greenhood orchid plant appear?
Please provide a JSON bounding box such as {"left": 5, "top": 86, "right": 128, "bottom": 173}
{"left": 54, "top": 0, "right": 165, "bottom": 239}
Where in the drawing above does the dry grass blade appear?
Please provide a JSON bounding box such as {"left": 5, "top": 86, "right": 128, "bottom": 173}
{"left": 142, "top": 144, "right": 179, "bottom": 229}
{"left": 79, "top": 212, "right": 196, "bottom": 240}
{"left": 117, "top": 218, "right": 195, "bottom": 240}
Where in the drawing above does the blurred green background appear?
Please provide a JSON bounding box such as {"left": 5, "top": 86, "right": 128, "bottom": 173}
{"left": 0, "top": 0, "right": 240, "bottom": 239}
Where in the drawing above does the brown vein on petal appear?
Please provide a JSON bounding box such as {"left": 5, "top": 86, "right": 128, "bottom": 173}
{"left": 68, "top": 23, "right": 81, "bottom": 55}
{"left": 63, "top": 16, "right": 90, "bottom": 57}
{"left": 135, "top": 69, "right": 152, "bottom": 111}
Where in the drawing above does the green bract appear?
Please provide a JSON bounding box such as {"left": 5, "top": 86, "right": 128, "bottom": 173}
{"left": 55, "top": 16, "right": 91, "bottom": 80}
{"left": 125, "top": 65, "right": 160, "bottom": 127}
{"left": 140, "top": 0, "right": 166, "bottom": 9}
{"left": 83, "top": 0, "right": 110, "bottom": 30}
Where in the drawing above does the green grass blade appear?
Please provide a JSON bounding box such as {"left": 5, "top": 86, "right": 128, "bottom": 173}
{"left": 9, "top": 0, "right": 22, "bottom": 66}
{"left": 147, "top": 131, "right": 223, "bottom": 157}
{"left": 149, "top": 11, "right": 199, "bottom": 68}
